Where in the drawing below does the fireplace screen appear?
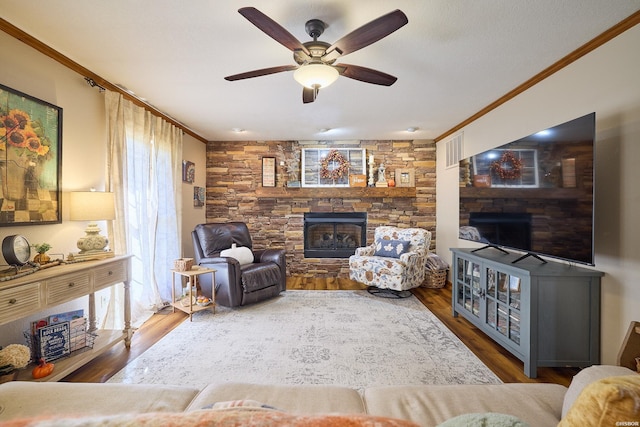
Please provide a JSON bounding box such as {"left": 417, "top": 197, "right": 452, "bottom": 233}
{"left": 304, "top": 212, "right": 367, "bottom": 258}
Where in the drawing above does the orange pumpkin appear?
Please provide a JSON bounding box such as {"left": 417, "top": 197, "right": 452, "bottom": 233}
{"left": 32, "top": 358, "right": 54, "bottom": 379}
{"left": 388, "top": 179, "right": 396, "bottom": 187}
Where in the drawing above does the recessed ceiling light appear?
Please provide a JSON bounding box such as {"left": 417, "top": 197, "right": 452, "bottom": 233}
{"left": 318, "top": 128, "right": 331, "bottom": 133}
{"left": 406, "top": 127, "right": 418, "bottom": 133}
{"left": 535, "top": 129, "right": 552, "bottom": 137}
{"left": 231, "top": 128, "right": 244, "bottom": 133}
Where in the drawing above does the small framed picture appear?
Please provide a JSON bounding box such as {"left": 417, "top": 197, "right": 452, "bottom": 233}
{"left": 182, "top": 160, "right": 195, "bottom": 183}
{"left": 262, "top": 157, "right": 276, "bottom": 187}
{"left": 194, "top": 186, "right": 205, "bottom": 207}
{"left": 395, "top": 168, "right": 415, "bottom": 187}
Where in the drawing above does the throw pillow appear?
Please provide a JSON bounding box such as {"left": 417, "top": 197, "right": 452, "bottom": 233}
{"left": 220, "top": 245, "right": 254, "bottom": 265}
{"left": 437, "top": 412, "right": 530, "bottom": 427}
{"left": 2, "top": 410, "right": 421, "bottom": 427}
{"left": 561, "top": 365, "right": 637, "bottom": 418}
{"left": 558, "top": 374, "right": 640, "bottom": 427}
{"left": 374, "top": 239, "right": 411, "bottom": 258}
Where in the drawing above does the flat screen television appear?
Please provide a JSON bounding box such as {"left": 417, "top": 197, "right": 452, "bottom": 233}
{"left": 458, "top": 112, "right": 596, "bottom": 265}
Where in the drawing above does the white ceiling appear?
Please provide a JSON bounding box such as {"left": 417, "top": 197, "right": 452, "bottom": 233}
{"left": 2, "top": 1, "right": 639, "bottom": 142}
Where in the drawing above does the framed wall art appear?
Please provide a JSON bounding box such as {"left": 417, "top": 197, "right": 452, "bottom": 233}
{"left": 182, "top": 160, "right": 195, "bottom": 183}
{"left": 395, "top": 168, "right": 415, "bottom": 187}
{"left": 0, "top": 83, "right": 62, "bottom": 226}
{"left": 193, "top": 186, "right": 205, "bottom": 207}
{"left": 301, "top": 148, "right": 365, "bottom": 187}
{"left": 262, "top": 157, "right": 276, "bottom": 187}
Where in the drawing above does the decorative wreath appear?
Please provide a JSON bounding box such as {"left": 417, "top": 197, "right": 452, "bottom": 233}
{"left": 320, "top": 149, "right": 350, "bottom": 181}
{"left": 490, "top": 150, "right": 523, "bottom": 180}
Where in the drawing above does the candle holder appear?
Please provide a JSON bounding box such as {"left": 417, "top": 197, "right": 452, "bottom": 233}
{"left": 368, "top": 160, "right": 375, "bottom": 187}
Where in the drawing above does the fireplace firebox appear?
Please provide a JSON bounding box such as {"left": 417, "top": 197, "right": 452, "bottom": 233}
{"left": 304, "top": 212, "right": 367, "bottom": 258}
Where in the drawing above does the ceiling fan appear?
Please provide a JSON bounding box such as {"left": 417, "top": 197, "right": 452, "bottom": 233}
{"left": 224, "top": 7, "right": 408, "bottom": 103}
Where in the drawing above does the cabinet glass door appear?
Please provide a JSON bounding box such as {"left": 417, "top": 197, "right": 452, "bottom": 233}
{"left": 485, "top": 268, "right": 497, "bottom": 328}
{"left": 508, "top": 276, "right": 521, "bottom": 345}
{"left": 484, "top": 267, "right": 521, "bottom": 346}
{"left": 456, "top": 258, "right": 481, "bottom": 318}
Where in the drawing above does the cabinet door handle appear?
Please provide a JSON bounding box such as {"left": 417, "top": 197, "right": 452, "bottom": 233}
{"left": 68, "top": 282, "right": 75, "bottom": 288}
{"left": 108, "top": 271, "right": 113, "bottom": 276}
{"left": 8, "top": 298, "right": 17, "bottom": 304}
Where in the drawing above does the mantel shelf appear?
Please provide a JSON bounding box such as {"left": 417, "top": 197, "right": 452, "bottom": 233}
{"left": 255, "top": 186, "right": 416, "bottom": 199}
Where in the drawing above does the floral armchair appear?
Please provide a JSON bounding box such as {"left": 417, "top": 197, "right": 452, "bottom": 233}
{"left": 349, "top": 226, "right": 431, "bottom": 292}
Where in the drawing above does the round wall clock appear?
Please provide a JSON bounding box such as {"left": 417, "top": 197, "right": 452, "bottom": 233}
{"left": 2, "top": 235, "right": 32, "bottom": 265}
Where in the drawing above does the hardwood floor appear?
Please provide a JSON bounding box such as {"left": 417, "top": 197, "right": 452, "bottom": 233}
{"left": 63, "top": 278, "right": 577, "bottom": 386}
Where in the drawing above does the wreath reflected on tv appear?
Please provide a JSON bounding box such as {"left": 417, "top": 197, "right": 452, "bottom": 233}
{"left": 490, "top": 151, "right": 523, "bottom": 180}
{"left": 320, "top": 149, "right": 350, "bottom": 182}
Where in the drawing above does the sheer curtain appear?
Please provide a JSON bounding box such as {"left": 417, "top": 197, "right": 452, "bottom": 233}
{"left": 102, "top": 90, "right": 183, "bottom": 328}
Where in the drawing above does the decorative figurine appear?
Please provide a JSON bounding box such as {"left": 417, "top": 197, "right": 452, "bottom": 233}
{"left": 378, "top": 163, "right": 386, "bottom": 182}
{"left": 376, "top": 163, "right": 388, "bottom": 187}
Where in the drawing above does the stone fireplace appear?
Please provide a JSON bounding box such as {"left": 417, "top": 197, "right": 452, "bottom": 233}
{"left": 304, "top": 212, "right": 367, "bottom": 258}
{"left": 204, "top": 139, "right": 436, "bottom": 278}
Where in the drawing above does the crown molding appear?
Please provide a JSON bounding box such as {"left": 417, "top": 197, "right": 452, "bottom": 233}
{"left": 435, "top": 10, "right": 640, "bottom": 143}
{"left": 0, "top": 18, "right": 208, "bottom": 144}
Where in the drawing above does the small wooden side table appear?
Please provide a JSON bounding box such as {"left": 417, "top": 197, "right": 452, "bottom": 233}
{"left": 170, "top": 267, "right": 216, "bottom": 321}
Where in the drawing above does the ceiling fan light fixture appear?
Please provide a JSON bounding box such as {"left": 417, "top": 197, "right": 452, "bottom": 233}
{"left": 294, "top": 63, "right": 339, "bottom": 89}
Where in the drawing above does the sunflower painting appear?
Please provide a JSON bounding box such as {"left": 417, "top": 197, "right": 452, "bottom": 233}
{"left": 0, "top": 84, "right": 62, "bottom": 226}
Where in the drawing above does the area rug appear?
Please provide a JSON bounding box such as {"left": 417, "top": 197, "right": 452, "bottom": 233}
{"left": 108, "top": 290, "right": 501, "bottom": 390}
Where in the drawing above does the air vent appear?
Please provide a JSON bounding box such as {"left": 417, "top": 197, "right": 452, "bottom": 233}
{"left": 445, "top": 132, "right": 464, "bottom": 169}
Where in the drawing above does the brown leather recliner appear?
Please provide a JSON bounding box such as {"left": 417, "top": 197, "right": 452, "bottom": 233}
{"left": 192, "top": 222, "right": 286, "bottom": 307}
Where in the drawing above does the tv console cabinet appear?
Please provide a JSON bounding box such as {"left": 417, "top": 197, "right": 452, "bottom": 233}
{"left": 450, "top": 248, "right": 603, "bottom": 378}
{"left": 0, "top": 255, "right": 132, "bottom": 381}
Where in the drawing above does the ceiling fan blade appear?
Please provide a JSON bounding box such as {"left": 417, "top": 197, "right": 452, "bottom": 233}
{"left": 336, "top": 64, "right": 398, "bottom": 86}
{"left": 324, "top": 10, "right": 408, "bottom": 59}
{"left": 238, "top": 7, "right": 310, "bottom": 56}
{"left": 224, "top": 65, "right": 298, "bottom": 81}
{"left": 302, "top": 87, "right": 318, "bottom": 104}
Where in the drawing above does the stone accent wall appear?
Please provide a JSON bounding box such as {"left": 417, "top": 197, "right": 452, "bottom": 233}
{"left": 205, "top": 140, "right": 436, "bottom": 278}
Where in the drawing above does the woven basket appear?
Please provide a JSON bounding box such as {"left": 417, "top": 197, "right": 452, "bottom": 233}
{"left": 174, "top": 258, "right": 194, "bottom": 272}
{"left": 423, "top": 268, "right": 448, "bottom": 289}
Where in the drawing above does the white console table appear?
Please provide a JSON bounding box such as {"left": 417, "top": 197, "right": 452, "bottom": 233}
{"left": 0, "top": 255, "right": 132, "bottom": 381}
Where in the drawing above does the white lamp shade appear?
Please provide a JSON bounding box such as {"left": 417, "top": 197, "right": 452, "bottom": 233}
{"left": 293, "top": 64, "right": 340, "bottom": 89}
{"left": 69, "top": 191, "right": 116, "bottom": 221}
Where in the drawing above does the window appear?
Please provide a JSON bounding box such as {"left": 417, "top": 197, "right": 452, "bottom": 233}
{"left": 301, "top": 148, "right": 365, "bottom": 187}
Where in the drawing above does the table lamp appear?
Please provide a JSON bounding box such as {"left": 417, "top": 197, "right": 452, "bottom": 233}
{"left": 69, "top": 191, "right": 115, "bottom": 260}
